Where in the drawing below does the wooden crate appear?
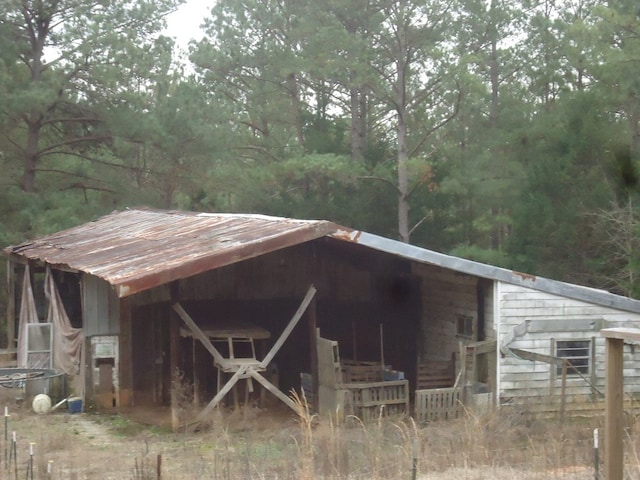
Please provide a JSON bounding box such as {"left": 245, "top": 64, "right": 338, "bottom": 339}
{"left": 342, "top": 380, "right": 409, "bottom": 419}
{"left": 341, "top": 360, "right": 384, "bottom": 383}
{"left": 414, "top": 387, "right": 462, "bottom": 422}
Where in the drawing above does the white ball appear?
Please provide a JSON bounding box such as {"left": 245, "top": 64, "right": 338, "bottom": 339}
{"left": 32, "top": 394, "right": 52, "bottom": 414}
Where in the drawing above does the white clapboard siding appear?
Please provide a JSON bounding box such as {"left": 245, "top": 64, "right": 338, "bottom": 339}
{"left": 498, "top": 282, "right": 640, "bottom": 406}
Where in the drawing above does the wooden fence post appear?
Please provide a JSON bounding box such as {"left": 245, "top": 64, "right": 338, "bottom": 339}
{"left": 604, "top": 335, "right": 623, "bottom": 480}
{"left": 600, "top": 328, "right": 640, "bottom": 480}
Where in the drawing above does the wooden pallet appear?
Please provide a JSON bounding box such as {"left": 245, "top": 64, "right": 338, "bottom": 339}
{"left": 341, "top": 359, "right": 384, "bottom": 383}
{"left": 414, "top": 387, "right": 462, "bottom": 422}
{"left": 343, "top": 380, "right": 409, "bottom": 419}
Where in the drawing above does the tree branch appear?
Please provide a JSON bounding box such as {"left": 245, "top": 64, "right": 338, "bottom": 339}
{"left": 357, "top": 175, "right": 401, "bottom": 195}
{"left": 408, "top": 81, "right": 462, "bottom": 159}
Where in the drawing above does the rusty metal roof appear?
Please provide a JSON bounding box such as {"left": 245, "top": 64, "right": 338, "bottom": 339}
{"left": 4, "top": 209, "right": 337, "bottom": 297}
{"left": 6, "top": 208, "right": 640, "bottom": 313}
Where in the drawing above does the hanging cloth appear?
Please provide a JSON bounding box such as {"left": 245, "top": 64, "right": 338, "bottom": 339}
{"left": 45, "top": 267, "right": 84, "bottom": 378}
{"left": 16, "top": 267, "right": 47, "bottom": 368}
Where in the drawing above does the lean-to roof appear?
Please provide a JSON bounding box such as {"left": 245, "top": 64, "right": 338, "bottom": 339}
{"left": 4, "top": 209, "right": 336, "bottom": 297}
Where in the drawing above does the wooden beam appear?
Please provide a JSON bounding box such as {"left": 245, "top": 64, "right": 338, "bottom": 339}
{"left": 192, "top": 365, "right": 248, "bottom": 425}
{"left": 172, "top": 303, "right": 228, "bottom": 367}
{"left": 250, "top": 370, "right": 297, "bottom": 411}
{"left": 604, "top": 335, "right": 624, "bottom": 480}
{"left": 472, "top": 340, "right": 497, "bottom": 356}
{"left": 509, "top": 348, "right": 564, "bottom": 367}
{"left": 260, "top": 285, "right": 316, "bottom": 368}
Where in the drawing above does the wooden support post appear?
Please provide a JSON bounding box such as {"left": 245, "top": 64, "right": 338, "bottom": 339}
{"left": 605, "top": 335, "right": 624, "bottom": 480}
{"left": 169, "top": 282, "right": 180, "bottom": 433}
{"left": 560, "top": 359, "right": 567, "bottom": 423}
{"left": 352, "top": 320, "right": 357, "bottom": 361}
{"left": 550, "top": 338, "right": 556, "bottom": 397}
{"left": 192, "top": 338, "right": 199, "bottom": 407}
{"left": 591, "top": 336, "right": 597, "bottom": 399}
{"left": 309, "top": 295, "right": 318, "bottom": 413}
{"left": 599, "top": 328, "right": 640, "bottom": 480}
{"left": 380, "top": 323, "right": 385, "bottom": 370}
{"left": 119, "top": 297, "right": 133, "bottom": 406}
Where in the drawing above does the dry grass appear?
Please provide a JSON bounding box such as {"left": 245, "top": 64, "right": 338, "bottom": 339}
{"left": 1, "top": 389, "right": 639, "bottom": 479}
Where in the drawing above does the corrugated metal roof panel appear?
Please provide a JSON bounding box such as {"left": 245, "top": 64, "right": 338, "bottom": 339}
{"left": 329, "top": 230, "right": 640, "bottom": 313}
{"left": 4, "top": 209, "right": 337, "bottom": 297}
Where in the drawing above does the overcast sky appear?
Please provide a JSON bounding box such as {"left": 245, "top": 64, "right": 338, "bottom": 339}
{"left": 164, "top": 1, "right": 215, "bottom": 50}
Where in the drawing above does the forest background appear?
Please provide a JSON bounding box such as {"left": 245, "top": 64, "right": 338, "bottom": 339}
{"left": 1, "top": 0, "right": 640, "bottom": 321}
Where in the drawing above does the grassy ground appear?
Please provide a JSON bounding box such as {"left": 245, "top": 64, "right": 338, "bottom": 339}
{"left": 0, "top": 393, "right": 635, "bottom": 479}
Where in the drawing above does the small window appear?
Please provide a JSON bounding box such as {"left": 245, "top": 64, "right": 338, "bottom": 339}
{"left": 556, "top": 340, "right": 590, "bottom": 375}
{"left": 456, "top": 314, "right": 474, "bottom": 339}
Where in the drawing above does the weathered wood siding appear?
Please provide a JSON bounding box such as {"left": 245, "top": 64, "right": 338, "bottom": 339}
{"left": 412, "top": 264, "right": 494, "bottom": 362}
{"left": 130, "top": 243, "right": 372, "bottom": 307}
{"left": 498, "top": 282, "right": 640, "bottom": 407}
{"left": 82, "top": 274, "right": 119, "bottom": 336}
{"left": 482, "top": 280, "right": 496, "bottom": 341}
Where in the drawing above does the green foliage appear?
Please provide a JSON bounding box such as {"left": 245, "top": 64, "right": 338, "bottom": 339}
{"left": 182, "top": 153, "right": 396, "bottom": 233}
{"left": 506, "top": 92, "right": 623, "bottom": 283}
{"left": 3, "top": 0, "right": 640, "bottom": 301}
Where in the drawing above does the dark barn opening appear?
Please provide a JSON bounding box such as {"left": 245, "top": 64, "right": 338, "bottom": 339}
{"left": 126, "top": 238, "right": 424, "bottom": 409}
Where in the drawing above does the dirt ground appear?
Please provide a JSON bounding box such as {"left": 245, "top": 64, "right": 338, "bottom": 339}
{"left": 3, "top": 407, "right": 600, "bottom": 480}
{"left": 3, "top": 396, "right": 307, "bottom": 479}
{"left": 0, "top": 387, "right": 615, "bottom": 480}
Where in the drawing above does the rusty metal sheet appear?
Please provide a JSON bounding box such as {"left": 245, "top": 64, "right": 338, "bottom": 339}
{"left": 4, "top": 209, "right": 338, "bottom": 298}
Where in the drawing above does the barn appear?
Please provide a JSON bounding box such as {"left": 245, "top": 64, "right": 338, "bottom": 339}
{"left": 4, "top": 208, "right": 640, "bottom": 424}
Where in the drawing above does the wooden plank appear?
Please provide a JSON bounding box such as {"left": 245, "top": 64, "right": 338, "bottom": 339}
{"left": 602, "top": 327, "right": 640, "bottom": 342}
{"left": 317, "top": 335, "right": 341, "bottom": 388}
{"left": 509, "top": 348, "right": 564, "bottom": 367}
{"left": 179, "top": 321, "right": 271, "bottom": 340}
{"left": 472, "top": 340, "right": 496, "bottom": 355}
